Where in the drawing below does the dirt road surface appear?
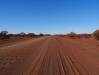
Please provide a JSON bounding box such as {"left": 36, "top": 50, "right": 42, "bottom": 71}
{"left": 0, "top": 36, "right": 99, "bottom": 75}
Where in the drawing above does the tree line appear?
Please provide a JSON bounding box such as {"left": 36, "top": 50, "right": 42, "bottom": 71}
{"left": 1, "top": 29, "right": 99, "bottom": 40}
{"left": 0, "top": 31, "right": 50, "bottom": 40}
{"left": 66, "top": 30, "right": 99, "bottom": 40}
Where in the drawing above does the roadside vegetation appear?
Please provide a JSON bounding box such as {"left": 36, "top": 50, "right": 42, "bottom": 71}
{"left": 93, "top": 30, "right": 99, "bottom": 40}
{"left": 67, "top": 32, "right": 78, "bottom": 39}
{"left": 0, "top": 31, "right": 50, "bottom": 40}
{"left": 66, "top": 30, "right": 99, "bottom": 40}
{"left": 0, "top": 31, "right": 50, "bottom": 47}
{"left": 66, "top": 32, "right": 91, "bottom": 39}
{"left": 0, "top": 29, "right": 99, "bottom": 42}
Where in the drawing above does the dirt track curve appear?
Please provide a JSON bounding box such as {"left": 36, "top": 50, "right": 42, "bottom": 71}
{"left": 0, "top": 36, "right": 99, "bottom": 75}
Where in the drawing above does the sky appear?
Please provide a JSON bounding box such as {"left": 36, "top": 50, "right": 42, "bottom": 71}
{"left": 0, "top": 0, "right": 98, "bottom": 34}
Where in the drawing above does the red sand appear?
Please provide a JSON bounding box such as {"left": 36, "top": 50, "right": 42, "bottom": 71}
{"left": 0, "top": 36, "right": 99, "bottom": 75}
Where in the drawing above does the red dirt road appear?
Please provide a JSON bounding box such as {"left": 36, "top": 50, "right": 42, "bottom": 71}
{"left": 0, "top": 36, "right": 99, "bottom": 75}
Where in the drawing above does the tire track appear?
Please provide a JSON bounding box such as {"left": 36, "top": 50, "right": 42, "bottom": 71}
{"left": 28, "top": 40, "right": 49, "bottom": 75}
{"left": 55, "top": 37, "right": 90, "bottom": 75}
{"left": 0, "top": 37, "right": 49, "bottom": 75}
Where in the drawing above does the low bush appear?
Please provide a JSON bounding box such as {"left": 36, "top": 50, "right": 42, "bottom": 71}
{"left": 67, "top": 32, "right": 78, "bottom": 39}
{"left": 93, "top": 30, "right": 99, "bottom": 40}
